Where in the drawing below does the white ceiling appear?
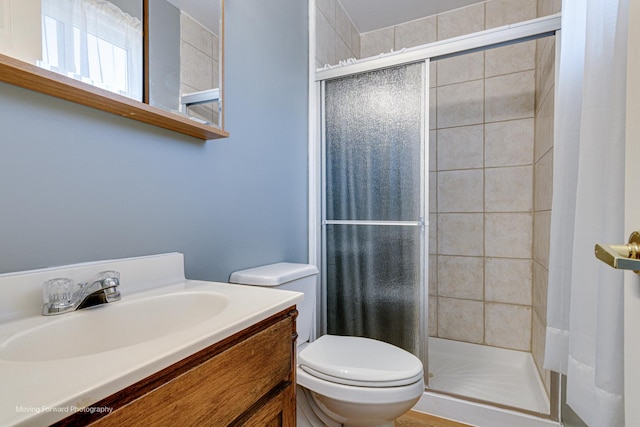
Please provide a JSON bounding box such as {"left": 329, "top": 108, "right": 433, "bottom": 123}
{"left": 339, "top": 0, "right": 487, "bottom": 33}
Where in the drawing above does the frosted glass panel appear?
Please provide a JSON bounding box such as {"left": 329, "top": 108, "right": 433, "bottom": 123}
{"left": 325, "top": 63, "right": 423, "bottom": 221}
{"left": 326, "top": 224, "right": 421, "bottom": 354}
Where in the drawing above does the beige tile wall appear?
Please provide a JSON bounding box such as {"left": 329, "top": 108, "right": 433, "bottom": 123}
{"left": 427, "top": 0, "right": 539, "bottom": 354}
{"left": 315, "top": 0, "right": 360, "bottom": 69}
{"left": 180, "top": 12, "right": 219, "bottom": 124}
{"left": 532, "top": 0, "right": 561, "bottom": 397}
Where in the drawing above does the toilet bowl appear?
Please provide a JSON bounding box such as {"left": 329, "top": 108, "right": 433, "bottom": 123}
{"left": 297, "top": 335, "right": 424, "bottom": 427}
{"left": 229, "top": 263, "right": 425, "bottom": 427}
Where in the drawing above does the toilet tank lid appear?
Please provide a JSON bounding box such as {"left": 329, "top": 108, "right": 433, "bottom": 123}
{"left": 229, "top": 262, "right": 319, "bottom": 287}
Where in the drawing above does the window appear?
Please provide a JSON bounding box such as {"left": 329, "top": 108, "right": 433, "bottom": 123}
{"left": 40, "top": 0, "right": 142, "bottom": 101}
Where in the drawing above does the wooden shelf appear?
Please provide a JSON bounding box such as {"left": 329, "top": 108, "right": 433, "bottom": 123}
{"left": 0, "top": 53, "right": 229, "bottom": 141}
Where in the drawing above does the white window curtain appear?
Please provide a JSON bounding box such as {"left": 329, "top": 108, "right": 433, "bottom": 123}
{"left": 40, "top": 0, "right": 142, "bottom": 100}
{"left": 545, "top": 0, "right": 628, "bottom": 425}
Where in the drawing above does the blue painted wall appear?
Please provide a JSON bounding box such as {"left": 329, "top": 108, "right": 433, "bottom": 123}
{"left": 0, "top": 0, "right": 309, "bottom": 282}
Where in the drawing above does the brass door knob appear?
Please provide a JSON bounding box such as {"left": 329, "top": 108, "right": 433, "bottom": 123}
{"left": 595, "top": 231, "right": 640, "bottom": 273}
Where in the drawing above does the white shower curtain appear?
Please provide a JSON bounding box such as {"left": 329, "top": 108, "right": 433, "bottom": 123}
{"left": 545, "top": 0, "right": 628, "bottom": 425}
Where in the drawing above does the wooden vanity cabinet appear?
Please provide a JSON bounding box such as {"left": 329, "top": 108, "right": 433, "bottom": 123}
{"left": 54, "top": 307, "right": 297, "bottom": 427}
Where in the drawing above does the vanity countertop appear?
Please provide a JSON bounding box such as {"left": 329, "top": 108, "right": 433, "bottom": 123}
{"left": 0, "top": 253, "right": 303, "bottom": 426}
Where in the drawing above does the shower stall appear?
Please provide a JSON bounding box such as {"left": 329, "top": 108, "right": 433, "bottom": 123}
{"left": 314, "top": 11, "right": 560, "bottom": 422}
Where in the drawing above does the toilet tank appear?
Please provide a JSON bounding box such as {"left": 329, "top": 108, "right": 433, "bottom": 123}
{"left": 229, "top": 263, "right": 319, "bottom": 346}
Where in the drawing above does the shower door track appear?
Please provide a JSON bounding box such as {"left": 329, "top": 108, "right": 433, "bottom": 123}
{"left": 315, "top": 13, "right": 560, "bottom": 82}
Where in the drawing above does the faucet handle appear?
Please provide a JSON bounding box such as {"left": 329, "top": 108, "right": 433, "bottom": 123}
{"left": 43, "top": 278, "right": 75, "bottom": 311}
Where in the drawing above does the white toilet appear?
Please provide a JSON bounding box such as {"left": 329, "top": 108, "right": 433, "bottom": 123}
{"left": 229, "top": 262, "right": 424, "bottom": 427}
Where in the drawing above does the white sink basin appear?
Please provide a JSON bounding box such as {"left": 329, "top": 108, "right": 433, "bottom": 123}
{"left": 0, "top": 253, "right": 304, "bottom": 427}
{"left": 0, "top": 291, "right": 228, "bottom": 362}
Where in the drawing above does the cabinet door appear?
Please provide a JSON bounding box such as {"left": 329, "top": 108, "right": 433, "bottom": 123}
{"left": 90, "top": 315, "right": 293, "bottom": 427}
{"left": 233, "top": 384, "right": 295, "bottom": 427}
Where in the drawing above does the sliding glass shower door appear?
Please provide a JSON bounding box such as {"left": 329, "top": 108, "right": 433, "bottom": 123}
{"left": 322, "top": 62, "right": 427, "bottom": 358}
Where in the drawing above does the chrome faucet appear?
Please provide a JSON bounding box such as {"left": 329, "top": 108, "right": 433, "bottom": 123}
{"left": 42, "top": 271, "right": 121, "bottom": 316}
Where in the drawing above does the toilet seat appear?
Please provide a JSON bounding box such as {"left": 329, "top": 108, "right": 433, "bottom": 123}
{"left": 300, "top": 365, "right": 424, "bottom": 387}
{"left": 298, "top": 335, "right": 423, "bottom": 387}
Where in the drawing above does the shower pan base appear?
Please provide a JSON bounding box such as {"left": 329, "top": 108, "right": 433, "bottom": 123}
{"left": 428, "top": 337, "right": 549, "bottom": 415}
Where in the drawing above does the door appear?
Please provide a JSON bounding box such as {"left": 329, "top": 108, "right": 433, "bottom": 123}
{"left": 321, "top": 62, "right": 428, "bottom": 359}
{"left": 625, "top": 0, "right": 640, "bottom": 422}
